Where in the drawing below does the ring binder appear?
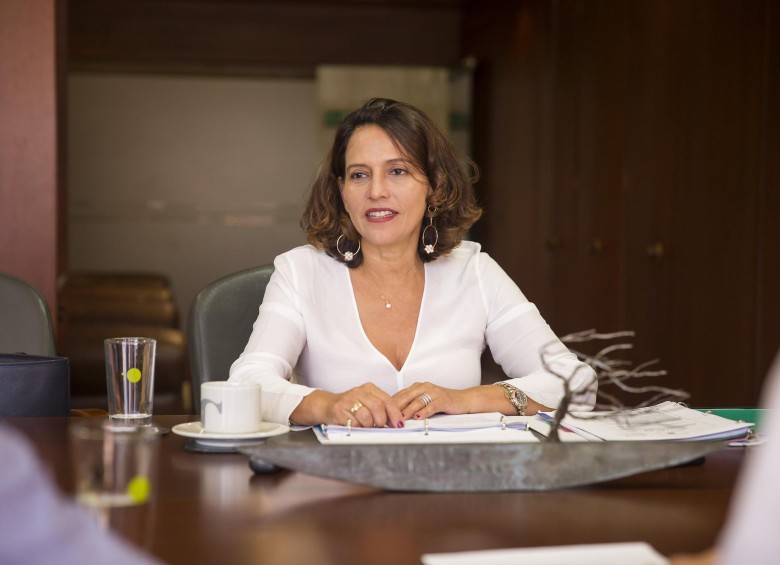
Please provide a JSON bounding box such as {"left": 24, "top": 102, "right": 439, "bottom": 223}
{"left": 313, "top": 413, "right": 533, "bottom": 445}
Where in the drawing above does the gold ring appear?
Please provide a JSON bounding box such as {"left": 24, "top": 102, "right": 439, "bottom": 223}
{"left": 350, "top": 402, "right": 364, "bottom": 414}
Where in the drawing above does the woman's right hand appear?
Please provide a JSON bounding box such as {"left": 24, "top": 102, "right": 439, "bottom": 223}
{"left": 290, "top": 383, "right": 404, "bottom": 428}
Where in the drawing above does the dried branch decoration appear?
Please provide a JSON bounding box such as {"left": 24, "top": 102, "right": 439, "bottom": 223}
{"left": 540, "top": 329, "right": 689, "bottom": 442}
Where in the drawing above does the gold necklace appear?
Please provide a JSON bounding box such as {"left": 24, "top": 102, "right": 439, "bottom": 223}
{"left": 362, "top": 265, "right": 418, "bottom": 310}
{"left": 362, "top": 266, "right": 392, "bottom": 309}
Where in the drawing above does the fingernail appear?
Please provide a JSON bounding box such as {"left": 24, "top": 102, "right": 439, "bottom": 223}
{"left": 414, "top": 413, "right": 421, "bottom": 419}
{"left": 397, "top": 421, "right": 404, "bottom": 428}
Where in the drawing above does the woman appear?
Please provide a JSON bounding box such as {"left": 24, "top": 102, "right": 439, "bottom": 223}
{"left": 229, "top": 98, "right": 596, "bottom": 427}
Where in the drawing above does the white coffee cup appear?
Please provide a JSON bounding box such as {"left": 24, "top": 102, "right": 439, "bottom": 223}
{"left": 200, "top": 381, "right": 262, "bottom": 434}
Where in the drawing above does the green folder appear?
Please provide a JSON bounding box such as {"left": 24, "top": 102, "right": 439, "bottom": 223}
{"left": 696, "top": 408, "right": 768, "bottom": 433}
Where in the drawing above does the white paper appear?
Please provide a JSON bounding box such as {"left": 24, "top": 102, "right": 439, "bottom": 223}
{"left": 421, "top": 541, "right": 668, "bottom": 565}
{"left": 539, "top": 401, "right": 754, "bottom": 442}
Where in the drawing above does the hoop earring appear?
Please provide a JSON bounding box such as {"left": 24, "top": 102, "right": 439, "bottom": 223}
{"left": 336, "top": 234, "right": 361, "bottom": 262}
{"left": 422, "top": 206, "right": 439, "bottom": 255}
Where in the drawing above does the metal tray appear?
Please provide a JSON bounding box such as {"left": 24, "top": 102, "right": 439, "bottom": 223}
{"left": 239, "top": 430, "right": 725, "bottom": 492}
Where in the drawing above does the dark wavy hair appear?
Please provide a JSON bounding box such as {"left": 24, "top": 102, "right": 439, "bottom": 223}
{"left": 301, "top": 97, "right": 482, "bottom": 267}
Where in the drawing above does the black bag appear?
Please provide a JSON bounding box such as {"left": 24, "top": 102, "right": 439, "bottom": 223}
{"left": 0, "top": 354, "right": 70, "bottom": 417}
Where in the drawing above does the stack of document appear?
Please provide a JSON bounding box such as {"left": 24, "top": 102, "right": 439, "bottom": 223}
{"left": 314, "top": 412, "right": 537, "bottom": 444}
{"left": 531, "top": 401, "right": 754, "bottom": 442}
{"left": 312, "top": 402, "right": 753, "bottom": 445}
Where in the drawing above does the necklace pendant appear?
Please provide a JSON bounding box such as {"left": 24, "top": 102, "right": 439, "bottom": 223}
{"left": 385, "top": 302, "right": 392, "bottom": 309}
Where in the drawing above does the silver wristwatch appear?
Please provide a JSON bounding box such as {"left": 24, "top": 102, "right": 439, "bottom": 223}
{"left": 494, "top": 382, "right": 528, "bottom": 416}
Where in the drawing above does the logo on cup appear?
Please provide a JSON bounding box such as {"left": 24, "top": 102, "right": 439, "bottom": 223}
{"left": 200, "top": 381, "right": 262, "bottom": 434}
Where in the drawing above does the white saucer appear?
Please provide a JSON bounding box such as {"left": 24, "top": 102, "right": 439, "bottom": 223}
{"left": 172, "top": 421, "right": 289, "bottom": 448}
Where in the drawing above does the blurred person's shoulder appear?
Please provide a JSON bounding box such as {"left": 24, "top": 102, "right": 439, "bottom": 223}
{"left": 0, "top": 424, "right": 39, "bottom": 480}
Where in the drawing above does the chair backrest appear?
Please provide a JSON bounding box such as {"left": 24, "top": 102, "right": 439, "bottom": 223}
{"left": 0, "top": 273, "right": 56, "bottom": 356}
{"left": 187, "top": 265, "right": 274, "bottom": 413}
{"left": 59, "top": 271, "right": 179, "bottom": 328}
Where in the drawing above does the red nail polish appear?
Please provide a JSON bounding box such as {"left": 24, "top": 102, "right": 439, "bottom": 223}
{"left": 414, "top": 413, "right": 421, "bottom": 419}
{"left": 397, "top": 421, "right": 404, "bottom": 428}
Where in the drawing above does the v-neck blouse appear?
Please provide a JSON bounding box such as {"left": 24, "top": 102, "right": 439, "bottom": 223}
{"left": 229, "top": 241, "right": 596, "bottom": 424}
{"left": 344, "top": 258, "right": 426, "bottom": 373}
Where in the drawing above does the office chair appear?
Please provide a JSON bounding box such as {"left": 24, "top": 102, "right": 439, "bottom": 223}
{"left": 0, "top": 273, "right": 57, "bottom": 356}
{"left": 188, "top": 265, "right": 274, "bottom": 414}
{"left": 0, "top": 273, "right": 68, "bottom": 416}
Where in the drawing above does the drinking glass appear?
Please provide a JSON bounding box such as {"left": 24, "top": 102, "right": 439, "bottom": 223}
{"left": 104, "top": 337, "right": 156, "bottom": 426}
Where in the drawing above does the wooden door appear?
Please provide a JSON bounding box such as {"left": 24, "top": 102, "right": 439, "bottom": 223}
{"left": 466, "top": 0, "right": 776, "bottom": 406}
{"left": 621, "top": 2, "right": 766, "bottom": 406}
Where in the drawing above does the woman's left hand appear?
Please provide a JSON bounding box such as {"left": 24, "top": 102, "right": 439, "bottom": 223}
{"left": 393, "top": 382, "right": 475, "bottom": 421}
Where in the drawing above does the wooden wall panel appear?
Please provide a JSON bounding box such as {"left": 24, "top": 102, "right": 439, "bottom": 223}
{"left": 69, "top": 0, "right": 465, "bottom": 71}
{"left": 621, "top": 2, "right": 766, "bottom": 406}
{"left": 0, "top": 0, "right": 65, "bottom": 316}
{"left": 545, "top": 3, "right": 627, "bottom": 336}
{"left": 465, "top": 1, "right": 556, "bottom": 315}
{"left": 465, "top": 0, "right": 777, "bottom": 407}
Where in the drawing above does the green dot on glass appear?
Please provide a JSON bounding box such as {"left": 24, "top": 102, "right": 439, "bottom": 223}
{"left": 126, "top": 368, "right": 142, "bottom": 383}
{"left": 127, "top": 475, "right": 151, "bottom": 504}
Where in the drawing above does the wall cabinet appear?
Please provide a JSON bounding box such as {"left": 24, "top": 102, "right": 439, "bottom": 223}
{"left": 466, "top": 0, "right": 779, "bottom": 406}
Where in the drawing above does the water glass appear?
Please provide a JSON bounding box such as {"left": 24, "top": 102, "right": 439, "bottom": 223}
{"left": 104, "top": 337, "right": 156, "bottom": 426}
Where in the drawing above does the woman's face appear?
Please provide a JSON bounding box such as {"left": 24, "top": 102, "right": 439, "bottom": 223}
{"left": 340, "top": 125, "right": 430, "bottom": 256}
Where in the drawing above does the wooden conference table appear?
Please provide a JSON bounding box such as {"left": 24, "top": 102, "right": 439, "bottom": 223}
{"left": 8, "top": 415, "right": 746, "bottom": 565}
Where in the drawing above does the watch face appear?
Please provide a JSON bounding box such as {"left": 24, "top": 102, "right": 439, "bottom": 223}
{"left": 496, "top": 382, "right": 524, "bottom": 415}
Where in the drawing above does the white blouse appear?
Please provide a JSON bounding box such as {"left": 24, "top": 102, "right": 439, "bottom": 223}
{"left": 229, "top": 241, "right": 596, "bottom": 424}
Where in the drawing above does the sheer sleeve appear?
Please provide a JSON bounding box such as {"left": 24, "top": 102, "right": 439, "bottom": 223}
{"left": 228, "top": 252, "right": 316, "bottom": 424}
{"left": 478, "top": 253, "right": 597, "bottom": 411}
